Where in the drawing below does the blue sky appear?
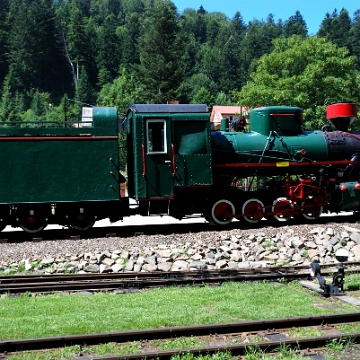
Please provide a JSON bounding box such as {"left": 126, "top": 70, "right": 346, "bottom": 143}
{"left": 173, "top": 0, "right": 359, "bottom": 35}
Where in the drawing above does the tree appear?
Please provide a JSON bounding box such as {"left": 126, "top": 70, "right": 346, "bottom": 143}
{"left": 193, "top": 5, "right": 207, "bottom": 43}
{"left": 0, "top": 0, "right": 9, "bottom": 84}
{"left": 239, "top": 20, "right": 266, "bottom": 82}
{"left": 97, "top": 68, "right": 144, "bottom": 116}
{"left": 135, "top": 0, "right": 184, "bottom": 103}
{"left": 30, "top": 89, "right": 48, "bottom": 120}
{"left": 194, "top": 44, "right": 222, "bottom": 84}
{"left": 262, "top": 14, "right": 283, "bottom": 53}
{"left": 90, "top": 0, "right": 122, "bottom": 24}
{"left": 73, "top": 66, "right": 95, "bottom": 116}
{"left": 206, "top": 12, "right": 228, "bottom": 46}
{"left": 66, "top": 0, "right": 90, "bottom": 87}
{"left": 349, "top": 10, "right": 360, "bottom": 70}
{"left": 229, "top": 11, "right": 247, "bottom": 38}
{"left": 177, "top": 73, "right": 218, "bottom": 104}
{"left": 214, "top": 91, "right": 234, "bottom": 106}
{"left": 8, "top": 0, "right": 66, "bottom": 98}
{"left": 96, "top": 14, "right": 120, "bottom": 84}
{"left": 6, "top": 0, "right": 66, "bottom": 96}
{"left": 283, "top": 10, "right": 307, "bottom": 37}
{"left": 191, "top": 87, "right": 214, "bottom": 106}
{"left": 38, "top": 0, "right": 70, "bottom": 96}
{"left": 120, "top": 0, "right": 145, "bottom": 25}
{"left": 0, "top": 70, "right": 26, "bottom": 123}
{"left": 0, "top": 72, "right": 16, "bottom": 122}
{"left": 218, "top": 35, "right": 241, "bottom": 93}
{"left": 235, "top": 36, "right": 360, "bottom": 129}
{"left": 318, "top": 8, "right": 351, "bottom": 49}
{"left": 117, "top": 12, "right": 141, "bottom": 72}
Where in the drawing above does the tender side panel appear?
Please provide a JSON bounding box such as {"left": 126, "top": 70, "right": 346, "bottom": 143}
{"left": 0, "top": 138, "right": 119, "bottom": 204}
{"left": 0, "top": 107, "right": 120, "bottom": 204}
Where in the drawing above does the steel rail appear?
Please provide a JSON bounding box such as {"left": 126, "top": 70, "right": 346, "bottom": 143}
{"left": 1, "top": 312, "right": 360, "bottom": 353}
{"left": 1, "top": 212, "right": 359, "bottom": 243}
{"left": 75, "top": 332, "right": 360, "bottom": 359}
{"left": 0, "top": 274, "right": 302, "bottom": 293}
{"left": 1, "top": 263, "right": 360, "bottom": 294}
{"left": 2, "top": 261, "right": 359, "bottom": 283}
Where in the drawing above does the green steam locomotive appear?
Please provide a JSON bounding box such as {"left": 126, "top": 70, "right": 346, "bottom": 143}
{"left": 0, "top": 102, "right": 359, "bottom": 233}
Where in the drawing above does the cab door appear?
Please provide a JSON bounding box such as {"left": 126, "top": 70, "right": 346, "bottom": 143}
{"left": 144, "top": 118, "right": 173, "bottom": 198}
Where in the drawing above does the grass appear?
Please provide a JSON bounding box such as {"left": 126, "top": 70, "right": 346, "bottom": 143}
{"left": 0, "top": 281, "right": 358, "bottom": 359}
{"left": 325, "top": 337, "right": 355, "bottom": 351}
{"left": 242, "top": 345, "right": 304, "bottom": 360}
{"left": 287, "top": 326, "right": 323, "bottom": 338}
{"left": 1, "top": 281, "right": 356, "bottom": 340}
{"left": 149, "top": 336, "right": 209, "bottom": 350}
{"left": 345, "top": 273, "right": 360, "bottom": 292}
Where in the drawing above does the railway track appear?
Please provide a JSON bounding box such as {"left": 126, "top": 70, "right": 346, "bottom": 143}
{"left": 1, "top": 262, "right": 360, "bottom": 294}
{"left": 1, "top": 312, "right": 360, "bottom": 358}
{"left": 1, "top": 211, "right": 359, "bottom": 243}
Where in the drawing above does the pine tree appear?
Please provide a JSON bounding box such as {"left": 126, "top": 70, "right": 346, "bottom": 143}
{"left": 135, "top": 0, "right": 184, "bottom": 103}
{"left": 263, "top": 14, "right": 282, "bottom": 53}
{"left": 334, "top": 8, "right": 351, "bottom": 48}
{"left": 7, "top": 0, "right": 66, "bottom": 95}
{"left": 66, "top": 0, "right": 90, "bottom": 85}
{"left": 219, "top": 35, "right": 241, "bottom": 93}
{"left": 37, "top": 0, "right": 70, "bottom": 95}
{"left": 30, "top": 89, "right": 47, "bottom": 120}
{"left": 349, "top": 10, "right": 360, "bottom": 70}
{"left": 283, "top": 11, "right": 307, "bottom": 37}
{"left": 96, "top": 14, "right": 120, "bottom": 84}
{"left": 118, "top": 8, "right": 142, "bottom": 71}
{"left": 0, "top": 71, "right": 18, "bottom": 122}
{"left": 7, "top": 0, "right": 38, "bottom": 92}
{"left": 206, "top": 17, "right": 220, "bottom": 47}
{"left": 229, "top": 11, "right": 247, "bottom": 38}
{"left": 75, "top": 66, "right": 95, "bottom": 109}
{"left": 239, "top": 20, "right": 266, "bottom": 77}
{"left": 318, "top": 8, "right": 351, "bottom": 49}
{"left": 0, "top": 0, "right": 9, "bottom": 84}
{"left": 193, "top": 5, "right": 207, "bottom": 43}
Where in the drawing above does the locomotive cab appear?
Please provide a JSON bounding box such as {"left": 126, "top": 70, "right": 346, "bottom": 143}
{"left": 125, "top": 104, "right": 212, "bottom": 216}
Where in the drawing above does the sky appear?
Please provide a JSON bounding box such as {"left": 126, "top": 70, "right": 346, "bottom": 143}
{"left": 173, "top": 0, "right": 360, "bottom": 35}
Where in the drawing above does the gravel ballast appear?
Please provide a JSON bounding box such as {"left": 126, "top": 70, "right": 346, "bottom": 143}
{"left": 1, "top": 218, "right": 360, "bottom": 275}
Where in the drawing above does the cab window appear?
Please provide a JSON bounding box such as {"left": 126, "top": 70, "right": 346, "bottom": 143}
{"left": 147, "top": 120, "right": 166, "bottom": 154}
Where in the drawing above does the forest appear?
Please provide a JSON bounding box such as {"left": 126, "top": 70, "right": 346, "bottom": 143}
{"left": 1, "top": 0, "right": 360, "bottom": 128}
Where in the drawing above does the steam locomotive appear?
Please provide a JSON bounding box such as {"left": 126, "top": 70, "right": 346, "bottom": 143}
{"left": 0, "top": 102, "right": 359, "bottom": 233}
{"left": 210, "top": 103, "right": 360, "bottom": 224}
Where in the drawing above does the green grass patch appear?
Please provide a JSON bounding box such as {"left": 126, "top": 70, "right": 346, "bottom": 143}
{"left": 0, "top": 281, "right": 356, "bottom": 341}
{"left": 1, "top": 281, "right": 358, "bottom": 359}
{"left": 345, "top": 273, "right": 360, "bottom": 292}
{"left": 287, "top": 326, "right": 323, "bottom": 338}
{"left": 149, "top": 336, "right": 209, "bottom": 350}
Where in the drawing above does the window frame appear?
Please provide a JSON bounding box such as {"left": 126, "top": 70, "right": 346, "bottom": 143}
{"left": 146, "top": 119, "right": 167, "bottom": 154}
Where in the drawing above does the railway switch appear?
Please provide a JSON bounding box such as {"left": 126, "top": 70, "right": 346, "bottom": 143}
{"left": 309, "top": 249, "right": 348, "bottom": 297}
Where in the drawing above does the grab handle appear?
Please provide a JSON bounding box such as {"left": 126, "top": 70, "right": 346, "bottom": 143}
{"left": 142, "top": 144, "right": 146, "bottom": 176}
